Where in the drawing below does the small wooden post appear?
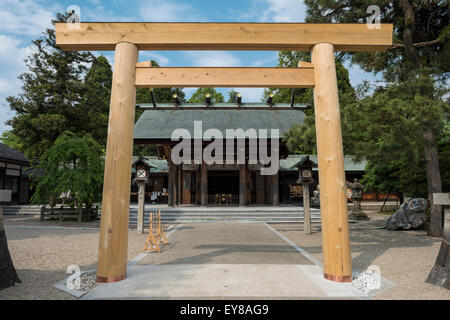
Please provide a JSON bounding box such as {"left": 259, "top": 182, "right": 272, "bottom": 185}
{"left": 201, "top": 162, "right": 208, "bottom": 206}
{"left": 239, "top": 164, "right": 247, "bottom": 206}
{"left": 311, "top": 43, "right": 352, "bottom": 282}
{"left": 97, "top": 42, "right": 138, "bottom": 283}
{"left": 137, "top": 181, "right": 145, "bottom": 234}
{"left": 272, "top": 172, "right": 279, "bottom": 206}
{"left": 303, "top": 182, "right": 311, "bottom": 234}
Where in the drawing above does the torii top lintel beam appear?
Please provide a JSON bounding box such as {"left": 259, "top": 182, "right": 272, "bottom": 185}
{"left": 55, "top": 22, "right": 393, "bottom": 52}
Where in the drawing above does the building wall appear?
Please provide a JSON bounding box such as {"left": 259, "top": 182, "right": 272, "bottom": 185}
{"left": 0, "top": 160, "right": 30, "bottom": 204}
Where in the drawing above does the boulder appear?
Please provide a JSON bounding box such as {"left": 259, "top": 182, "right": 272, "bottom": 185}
{"left": 386, "top": 198, "right": 427, "bottom": 230}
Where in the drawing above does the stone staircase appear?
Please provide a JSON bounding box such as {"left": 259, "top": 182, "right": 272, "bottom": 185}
{"left": 127, "top": 205, "right": 321, "bottom": 223}
{"left": 2, "top": 204, "right": 321, "bottom": 223}
{"left": 2, "top": 205, "right": 42, "bottom": 216}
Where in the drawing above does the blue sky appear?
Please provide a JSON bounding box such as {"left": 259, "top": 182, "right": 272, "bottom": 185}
{"left": 0, "top": 0, "right": 382, "bottom": 135}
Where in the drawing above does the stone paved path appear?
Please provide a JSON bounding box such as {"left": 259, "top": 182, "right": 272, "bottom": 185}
{"left": 84, "top": 222, "right": 366, "bottom": 299}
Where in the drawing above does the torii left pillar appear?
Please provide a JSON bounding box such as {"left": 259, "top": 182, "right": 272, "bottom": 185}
{"left": 97, "top": 42, "right": 138, "bottom": 283}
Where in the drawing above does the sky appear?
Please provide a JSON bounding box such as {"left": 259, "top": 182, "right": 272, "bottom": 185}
{"left": 0, "top": 0, "right": 382, "bottom": 135}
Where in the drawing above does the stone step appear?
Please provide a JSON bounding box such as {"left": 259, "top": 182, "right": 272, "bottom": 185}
{"left": 2, "top": 205, "right": 322, "bottom": 223}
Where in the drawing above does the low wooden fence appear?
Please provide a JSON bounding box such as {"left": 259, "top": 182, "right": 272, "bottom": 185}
{"left": 362, "top": 193, "right": 400, "bottom": 201}
{"left": 40, "top": 205, "right": 99, "bottom": 222}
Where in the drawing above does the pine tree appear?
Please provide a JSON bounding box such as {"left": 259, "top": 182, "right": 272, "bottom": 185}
{"left": 268, "top": 52, "right": 357, "bottom": 155}
{"left": 82, "top": 55, "right": 112, "bottom": 149}
{"left": 6, "top": 13, "right": 95, "bottom": 162}
{"left": 303, "top": 0, "right": 449, "bottom": 237}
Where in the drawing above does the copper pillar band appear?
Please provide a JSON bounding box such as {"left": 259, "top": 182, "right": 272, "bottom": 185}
{"left": 96, "top": 274, "right": 127, "bottom": 283}
{"left": 323, "top": 273, "right": 352, "bottom": 283}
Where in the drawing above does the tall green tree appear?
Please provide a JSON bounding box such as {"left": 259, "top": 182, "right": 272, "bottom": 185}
{"left": 6, "top": 13, "right": 95, "bottom": 162}
{"left": 0, "top": 131, "right": 25, "bottom": 153}
{"left": 188, "top": 88, "right": 224, "bottom": 104}
{"left": 82, "top": 55, "right": 112, "bottom": 149}
{"left": 133, "top": 60, "right": 186, "bottom": 156}
{"left": 303, "top": 0, "right": 449, "bottom": 237}
{"left": 227, "top": 89, "right": 239, "bottom": 103}
{"left": 268, "top": 52, "right": 357, "bottom": 155}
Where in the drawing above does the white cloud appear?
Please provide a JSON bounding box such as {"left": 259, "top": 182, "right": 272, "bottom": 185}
{"left": 0, "top": 0, "right": 58, "bottom": 135}
{"left": 0, "top": 0, "right": 59, "bottom": 36}
{"left": 138, "top": 0, "right": 197, "bottom": 22}
{"left": 139, "top": 52, "right": 170, "bottom": 66}
{"left": 186, "top": 51, "right": 241, "bottom": 67}
{"left": 182, "top": 87, "right": 197, "bottom": 100}
{"left": 0, "top": 34, "right": 35, "bottom": 134}
{"left": 250, "top": 53, "right": 279, "bottom": 67}
{"left": 258, "top": 0, "right": 307, "bottom": 22}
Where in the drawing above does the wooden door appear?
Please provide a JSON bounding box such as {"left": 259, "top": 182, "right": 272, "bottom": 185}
{"left": 182, "top": 171, "right": 192, "bottom": 204}
{"left": 256, "top": 172, "right": 265, "bottom": 204}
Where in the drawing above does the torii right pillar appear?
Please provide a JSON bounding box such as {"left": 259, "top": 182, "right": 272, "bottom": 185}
{"left": 311, "top": 43, "right": 352, "bottom": 282}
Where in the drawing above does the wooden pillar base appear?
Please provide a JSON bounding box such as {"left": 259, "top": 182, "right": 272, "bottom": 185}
{"left": 323, "top": 273, "right": 352, "bottom": 283}
{"left": 96, "top": 274, "right": 127, "bottom": 283}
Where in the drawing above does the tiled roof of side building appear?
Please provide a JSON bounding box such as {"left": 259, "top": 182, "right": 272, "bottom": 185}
{"left": 0, "top": 143, "right": 29, "bottom": 164}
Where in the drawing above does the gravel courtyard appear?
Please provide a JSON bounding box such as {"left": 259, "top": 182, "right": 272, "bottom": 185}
{"left": 0, "top": 215, "right": 148, "bottom": 299}
{"left": 0, "top": 213, "right": 448, "bottom": 300}
{"left": 271, "top": 211, "right": 449, "bottom": 300}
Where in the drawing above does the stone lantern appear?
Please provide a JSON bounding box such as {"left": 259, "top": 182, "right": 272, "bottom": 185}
{"left": 292, "top": 156, "right": 318, "bottom": 234}
{"left": 349, "top": 178, "right": 369, "bottom": 220}
{"left": 133, "top": 157, "right": 153, "bottom": 234}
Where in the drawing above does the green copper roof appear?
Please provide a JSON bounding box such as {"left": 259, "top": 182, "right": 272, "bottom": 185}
{"left": 137, "top": 103, "right": 309, "bottom": 109}
{"left": 280, "top": 155, "right": 367, "bottom": 172}
{"left": 131, "top": 156, "right": 168, "bottom": 174}
{"left": 134, "top": 107, "right": 306, "bottom": 140}
{"left": 129, "top": 155, "right": 366, "bottom": 174}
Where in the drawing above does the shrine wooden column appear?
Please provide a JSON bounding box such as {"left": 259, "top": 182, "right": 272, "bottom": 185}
{"left": 97, "top": 42, "right": 138, "bottom": 283}
{"left": 201, "top": 162, "right": 208, "bottom": 206}
{"left": 168, "top": 154, "right": 174, "bottom": 207}
{"left": 239, "top": 164, "right": 247, "bottom": 206}
{"left": 196, "top": 168, "right": 201, "bottom": 204}
{"left": 272, "top": 171, "right": 279, "bottom": 206}
{"left": 311, "top": 43, "right": 352, "bottom": 282}
{"left": 173, "top": 165, "right": 178, "bottom": 206}
{"left": 177, "top": 164, "right": 183, "bottom": 205}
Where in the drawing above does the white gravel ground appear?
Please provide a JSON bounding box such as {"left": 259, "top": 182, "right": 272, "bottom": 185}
{"left": 352, "top": 271, "right": 382, "bottom": 294}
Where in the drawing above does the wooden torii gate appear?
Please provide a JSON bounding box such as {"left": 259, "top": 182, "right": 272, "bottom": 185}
{"left": 55, "top": 22, "right": 392, "bottom": 283}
